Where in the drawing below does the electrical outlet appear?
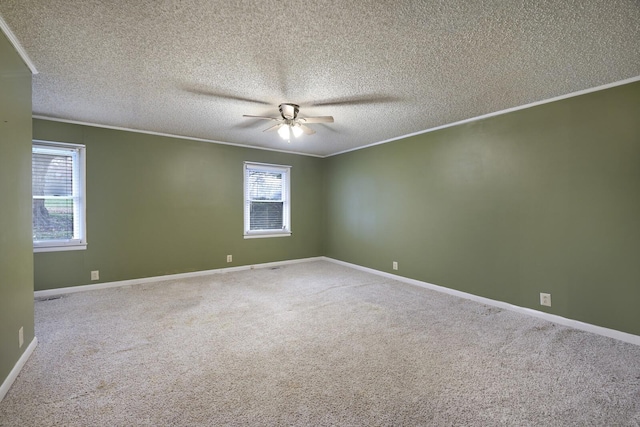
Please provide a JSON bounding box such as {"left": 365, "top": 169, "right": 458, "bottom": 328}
{"left": 392, "top": 261, "right": 398, "bottom": 270}
{"left": 91, "top": 270, "right": 99, "bottom": 281}
{"left": 226, "top": 255, "right": 232, "bottom": 263}
{"left": 19, "top": 326, "right": 24, "bottom": 348}
{"left": 540, "top": 293, "right": 551, "bottom": 307}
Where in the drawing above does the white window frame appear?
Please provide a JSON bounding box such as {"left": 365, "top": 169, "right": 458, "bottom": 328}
{"left": 243, "top": 161, "right": 291, "bottom": 239}
{"left": 32, "top": 140, "right": 87, "bottom": 252}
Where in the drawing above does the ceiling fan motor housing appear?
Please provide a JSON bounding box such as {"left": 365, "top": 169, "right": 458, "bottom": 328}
{"left": 279, "top": 103, "right": 299, "bottom": 120}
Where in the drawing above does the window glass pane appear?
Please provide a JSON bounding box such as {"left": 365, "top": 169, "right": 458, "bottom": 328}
{"left": 33, "top": 198, "right": 74, "bottom": 240}
{"left": 248, "top": 170, "right": 283, "bottom": 201}
{"left": 32, "top": 147, "right": 76, "bottom": 242}
{"left": 250, "top": 202, "right": 283, "bottom": 230}
{"left": 244, "top": 162, "right": 290, "bottom": 236}
{"left": 33, "top": 152, "right": 73, "bottom": 197}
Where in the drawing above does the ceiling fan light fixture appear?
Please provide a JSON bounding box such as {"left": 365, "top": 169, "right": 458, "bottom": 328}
{"left": 291, "top": 124, "right": 303, "bottom": 138}
{"left": 244, "top": 103, "right": 332, "bottom": 141}
{"left": 278, "top": 124, "right": 291, "bottom": 140}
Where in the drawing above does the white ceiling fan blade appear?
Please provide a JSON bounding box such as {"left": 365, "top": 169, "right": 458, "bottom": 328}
{"left": 263, "top": 123, "right": 284, "bottom": 132}
{"left": 299, "top": 116, "right": 334, "bottom": 123}
{"left": 310, "top": 95, "right": 400, "bottom": 107}
{"left": 182, "top": 86, "right": 271, "bottom": 105}
{"left": 299, "top": 124, "right": 316, "bottom": 135}
{"left": 243, "top": 115, "right": 280, "bottom": 121}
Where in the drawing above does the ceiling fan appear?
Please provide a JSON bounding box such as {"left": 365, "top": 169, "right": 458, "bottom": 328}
{"left": 243, "top": 103, "right": 334, "bottom": 141}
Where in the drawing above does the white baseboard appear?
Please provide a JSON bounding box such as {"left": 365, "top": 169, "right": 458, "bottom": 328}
{"left": 34, "top": 257, "right": 324, "bottom": 298}
{"left": 34, "top": 255, "right": 640, "bottom": 346}
{"left": 322, "top": 257, "right": 640, "bottom": 347}
{"left": 0, "top": 337, "right": 38, "bottom": 402}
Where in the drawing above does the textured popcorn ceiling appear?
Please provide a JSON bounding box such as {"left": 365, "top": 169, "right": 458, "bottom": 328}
{"left": 1, "top": 1, "right": 639, "bottom": 156}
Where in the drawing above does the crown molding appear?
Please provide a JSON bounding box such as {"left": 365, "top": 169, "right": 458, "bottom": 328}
{"left": 32, "top": 75, "right": 640, "bottom": 159}
{"left": 327, "top": 75, "right": 640, "bottom": 157}
{"left": 31, "top": 116, "right": 323, "bottom": 158}
{"left": 0, "top": 13, "right": 38, "bottom": 75}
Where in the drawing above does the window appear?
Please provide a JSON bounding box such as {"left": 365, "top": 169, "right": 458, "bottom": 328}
{"left": 244, "top": 162, "right": 291, "bottom": 238}
{"left": 32, "top": 141, "right": 86, "bottom": 252}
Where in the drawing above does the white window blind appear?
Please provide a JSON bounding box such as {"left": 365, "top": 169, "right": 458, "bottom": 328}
{"left": 32, "top": 142, "right": 86, "bottom": 251}
{"left": 244, "top": 162, "right": 291, "bottom": 238}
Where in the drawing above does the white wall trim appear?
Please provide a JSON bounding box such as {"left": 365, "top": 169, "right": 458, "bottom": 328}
{"left": 322, "top": 257, "right": 640, "bottom": 347}
{"left": 243, "top": 233, "right": 292, "bottom": 239}
{"left": 34, "top": 257, "right": 324, "bottom": 298}
{"left": 0, "top": 13, "right": 38, "bottom": 75}
{"left": 327, "top": 75, "right": 640, "bottom": 157}
{"left": 31, "top": 116, "right": 323, "bottom": 158}
{"left": 33, "top": 244, "right": 87, "bottom": 253}
{"left": 0, "top": 337, "right": 38, "bottom": 402}
{"left": 34, "top": 255, "right": 640, "bottom": 346}
{"left": 33, "top": 78, "right": 640, "bottom": 160}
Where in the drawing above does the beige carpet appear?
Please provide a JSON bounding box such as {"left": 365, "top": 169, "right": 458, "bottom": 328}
{"left": 1, "top": 260, "right": 639, "bottom": 426}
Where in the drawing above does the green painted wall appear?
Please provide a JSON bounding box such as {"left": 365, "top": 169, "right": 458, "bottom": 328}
{"left": 29, "top": 80, "right": 640, "bottom": 337}
{"left": 0, "top": 32, "right": 34, "bottom": 385}
{"left": 325, "top": 81, "right": 640, "bottom": 336}
{"left": 33, "top": 120, "right": 325, "bottom": 290}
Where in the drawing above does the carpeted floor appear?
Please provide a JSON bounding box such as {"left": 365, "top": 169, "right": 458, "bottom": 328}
{"left": 1, "top": 260, "right": 639, "bottom": 426}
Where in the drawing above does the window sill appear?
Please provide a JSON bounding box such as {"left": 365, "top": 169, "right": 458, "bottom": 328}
{"left": 34, "top": 244, "right": 87, "bottom": 253}
{"left": 243, "top": 232, "right": 291, "bottom": 239}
